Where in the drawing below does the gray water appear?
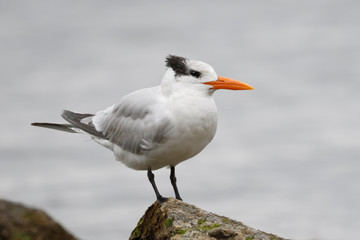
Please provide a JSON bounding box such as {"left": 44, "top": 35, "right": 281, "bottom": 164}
{"left": 1, "top": 1, "right": 359, "bottom": 239}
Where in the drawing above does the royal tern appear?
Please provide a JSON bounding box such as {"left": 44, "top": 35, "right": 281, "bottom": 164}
{"left": 32, "top": 55, "right": 253, "bottom": 202}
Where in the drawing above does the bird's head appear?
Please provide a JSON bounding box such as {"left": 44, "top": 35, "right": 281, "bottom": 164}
{"left": 163, "top": 55, "right": 254, "bottom": 94}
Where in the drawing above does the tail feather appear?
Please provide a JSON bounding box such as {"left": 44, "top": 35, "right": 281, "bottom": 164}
{"left": 31, "top": 122, "right": 77, "bottom": 133}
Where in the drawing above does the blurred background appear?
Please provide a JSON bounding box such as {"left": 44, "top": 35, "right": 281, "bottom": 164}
{"left": 1, "top": 1, "right": 359, "bottom": 239}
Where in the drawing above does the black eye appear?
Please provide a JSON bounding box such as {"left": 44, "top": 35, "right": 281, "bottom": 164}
{"left": 189, "top": 70, "right": 201, "bottom": 78}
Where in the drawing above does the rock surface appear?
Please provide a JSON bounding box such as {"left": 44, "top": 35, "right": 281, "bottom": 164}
{"left": 0, "top": 198, "right": 287, "bottom": 240}
{"left": 130, "top": 198, "right": 287, "bottom": 240}
{"left": 0, "top": 199, "right": 77, "bottom": 240}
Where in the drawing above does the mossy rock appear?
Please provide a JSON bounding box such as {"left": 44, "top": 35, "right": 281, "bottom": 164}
{"left": 0, "top": 199, "right": 77, "bottom": 240}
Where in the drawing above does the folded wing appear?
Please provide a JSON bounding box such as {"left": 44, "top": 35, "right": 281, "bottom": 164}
{"left": 89, "top": 87, "right": 173, "bottom": 154}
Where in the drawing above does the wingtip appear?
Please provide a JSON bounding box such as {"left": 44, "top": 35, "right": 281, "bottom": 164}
{"left": 31, "top": 122, "right": 51, "bottom": 127}
{"left": 60, "top": 109, "right": 69, "bottom": 116}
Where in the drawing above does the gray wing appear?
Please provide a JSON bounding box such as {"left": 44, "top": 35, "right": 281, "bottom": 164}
{"left": 92, "top": 87, "right": 174, "bottom": 154}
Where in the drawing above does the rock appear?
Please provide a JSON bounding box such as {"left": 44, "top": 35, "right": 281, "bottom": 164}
{"left": 0, "top": 199, "right": 77, "bottom": 240}
{"left": 130, "top": 198, "right": 287, "bottom": 240}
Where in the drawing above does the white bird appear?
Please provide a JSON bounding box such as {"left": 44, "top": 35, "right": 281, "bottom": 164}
{"left": 32, "top": 55, "right": 253, "bottom": 202}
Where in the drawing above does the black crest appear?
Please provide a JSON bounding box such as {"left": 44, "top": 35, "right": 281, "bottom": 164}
{"left": 165, "top": 55, "right": 189, "bottom": 76}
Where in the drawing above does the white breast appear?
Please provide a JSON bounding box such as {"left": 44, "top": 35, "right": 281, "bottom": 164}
{"left": 144, "top": 91, "right": 218, "bottom": 169}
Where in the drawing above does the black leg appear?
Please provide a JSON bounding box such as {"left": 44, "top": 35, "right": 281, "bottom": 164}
{"left": 170, "top": 166, "right": 183, "bottom": 201}
{"left": 147, "top": 167, "right": 167, "bottom": 203}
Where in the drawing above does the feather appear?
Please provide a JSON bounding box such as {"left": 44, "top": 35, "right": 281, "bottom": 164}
{"left": 61, "top": 110, "right": 106, "bottom": 138}
{"left": 93, "top": 87, "right": 173, "bottom": 154}
{"left": 31, "top": 122, "right": 77, "bottom": 133}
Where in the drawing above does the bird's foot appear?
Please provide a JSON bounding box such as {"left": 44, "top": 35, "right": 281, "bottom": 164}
{"left": 157, "top": 196, "right": 168, "bottom": 204}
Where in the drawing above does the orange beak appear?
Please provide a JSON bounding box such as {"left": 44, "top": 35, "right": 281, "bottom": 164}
{"left": 203, "top": 76, "right": 254, "bottom": 90}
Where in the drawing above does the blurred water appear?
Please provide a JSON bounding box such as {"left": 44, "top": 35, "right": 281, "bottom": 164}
{"left": 1, "top": 1, "right": 360, "bottom": 239}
